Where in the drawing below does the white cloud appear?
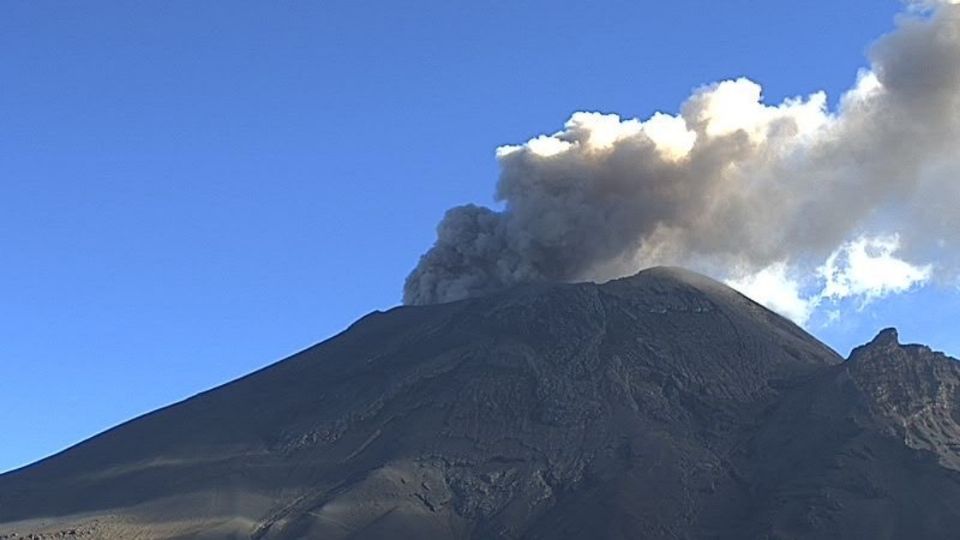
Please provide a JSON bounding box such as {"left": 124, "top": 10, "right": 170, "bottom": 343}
{"left": 685, "top": 78, "right": 830, "bottom": 141}
{"left": 907, "top": 0, "right": 960, "bottom": 11}
{"left": 727, "top": 263, "right": 818, "bottom": 326}
{"left": 727, "top": 234, "right": 932, "bottom": 326}
{"left": 641, "top": 112, "right": 697, "bottom": 160}
{"left": 819, "top": 235, "right": 932, "bottom": 305}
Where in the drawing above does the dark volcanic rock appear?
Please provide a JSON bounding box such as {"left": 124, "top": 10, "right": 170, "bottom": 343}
{"left": 1, "top": 267, "right": 959, "bottom": 539}
{"left": 712, "top": 326, "right": 960, "bottom": 539}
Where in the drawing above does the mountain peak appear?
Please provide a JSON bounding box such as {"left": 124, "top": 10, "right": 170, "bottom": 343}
{"left": 612, "top": 265, "right": 723, "bottom": 289}
{"left": 5, "top": 270, "right": 958, "bottom": 540}
{"left": 848, "top": 327, "right": 903, "bottom": 361}
{"left": 870, "top": 327, "right": 900, "bottom": 347}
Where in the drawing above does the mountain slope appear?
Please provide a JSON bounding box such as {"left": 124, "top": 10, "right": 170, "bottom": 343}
{"left": 1, "top": 267, "right": 958, "bottom": 539}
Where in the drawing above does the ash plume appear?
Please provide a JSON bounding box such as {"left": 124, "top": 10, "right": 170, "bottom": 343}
{"left": 405, "top": 2, "right": 960, "bottom": 313}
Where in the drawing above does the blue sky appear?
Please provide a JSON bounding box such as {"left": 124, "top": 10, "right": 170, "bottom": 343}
{"left": 4, "top": 0, "right": 956, "bottom": 473}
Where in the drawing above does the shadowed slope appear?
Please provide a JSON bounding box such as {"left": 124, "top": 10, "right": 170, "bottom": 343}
{"left": 4, "top": 268, "right": 957, "bottom": 539}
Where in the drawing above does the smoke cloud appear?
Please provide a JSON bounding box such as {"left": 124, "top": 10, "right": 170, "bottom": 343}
{"left": 404, "top": 2, "right": 960, "bottom": 322}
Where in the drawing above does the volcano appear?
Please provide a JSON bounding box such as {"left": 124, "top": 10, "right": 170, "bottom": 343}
{"left": 3, "top": 267, "right": 960, "bottom": 539}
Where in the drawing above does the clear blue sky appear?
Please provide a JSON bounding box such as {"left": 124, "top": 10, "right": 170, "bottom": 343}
{"left": 5, "top": 0, "right": 956, "bottom": 473}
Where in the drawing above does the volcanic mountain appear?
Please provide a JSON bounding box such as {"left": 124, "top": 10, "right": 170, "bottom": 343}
{"left": 2, "top": 267, "right": 960, "bottom": 539}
